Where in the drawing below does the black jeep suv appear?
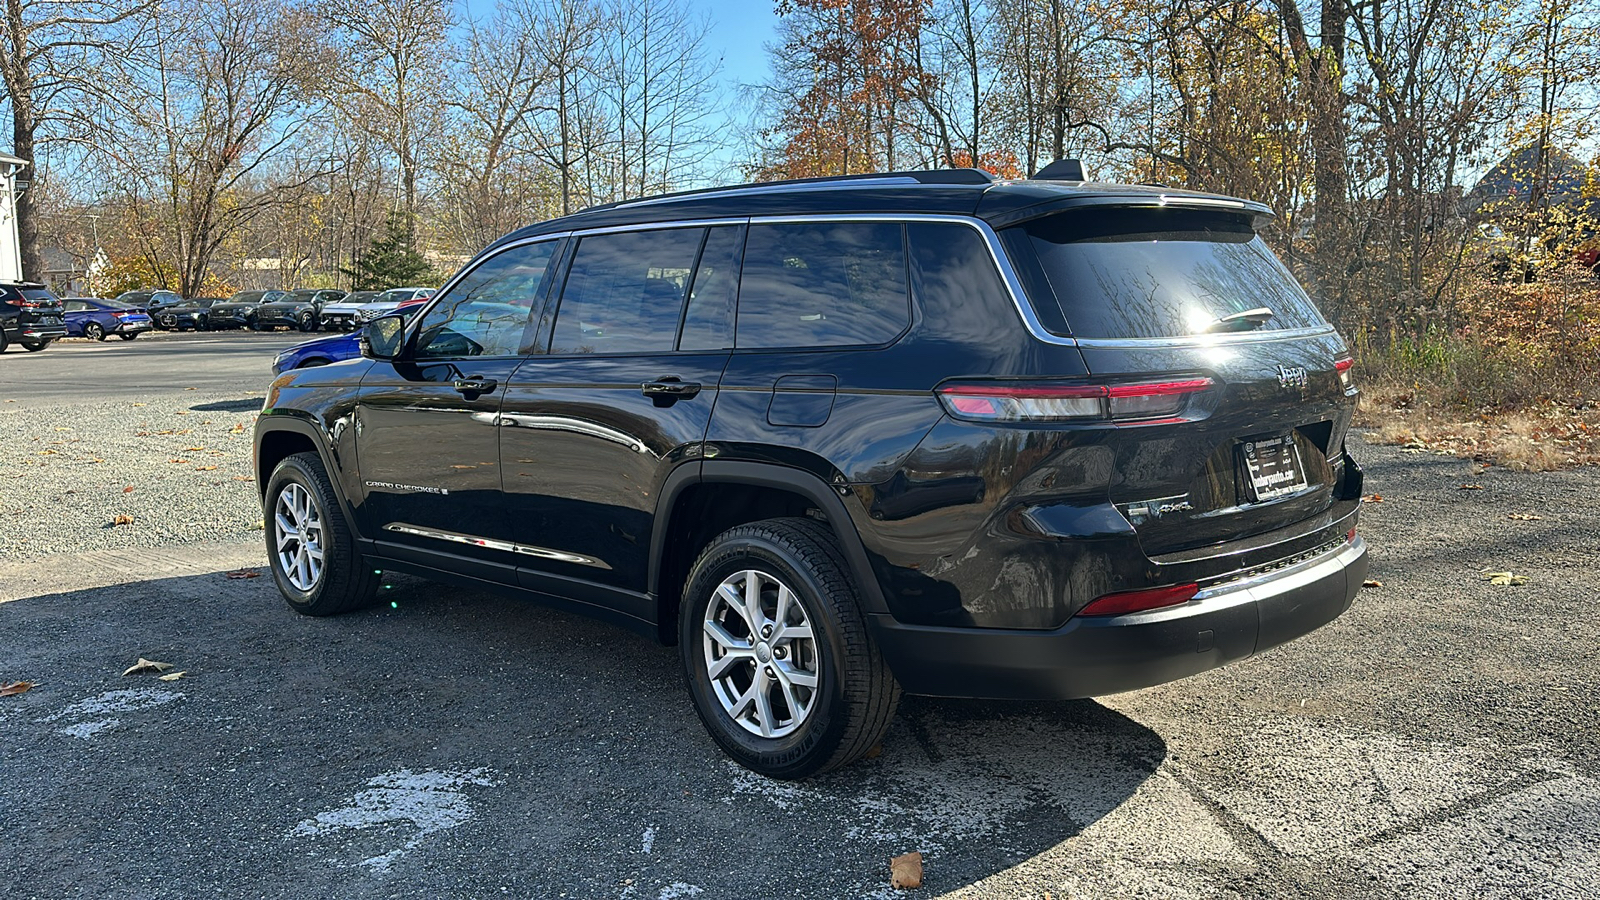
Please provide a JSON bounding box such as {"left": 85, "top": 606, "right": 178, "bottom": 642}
{"left": 254, "top": 167, "right": 1368, "bottom": 778}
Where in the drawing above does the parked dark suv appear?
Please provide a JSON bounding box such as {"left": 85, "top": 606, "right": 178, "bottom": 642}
{"left": 254, "top": 167, "right": 1368, "bottom": 778}
{"left": 1, "top": 282, "right": 67, "bottom": 351}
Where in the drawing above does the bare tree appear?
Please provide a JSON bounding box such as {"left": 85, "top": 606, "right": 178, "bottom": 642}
{"left": 316, "top": 0, "right": 451, "bottom": 224}
{"left": 93, "top": 0, "right": 331, "bottom": 296}
{"left": 0, "top": 0, "right": 153, "bottom": 279}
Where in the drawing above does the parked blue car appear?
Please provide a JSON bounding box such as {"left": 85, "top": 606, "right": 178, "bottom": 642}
{"left": 63, "top": 297, "right": 154, "bottom": 341}
{"left": 270, "top": 303, "right": 425, "bottom": 375}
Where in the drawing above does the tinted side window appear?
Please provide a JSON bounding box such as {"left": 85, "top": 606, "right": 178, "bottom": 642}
{"left": 678, "top": 225, "right": 742, "bottom": 351}
{"left": 550, "top": 227, "right": 704, "bottom": 355}
{"left": 413, "top": 240, "right": 558, "bottom": 359}
{"left": 909, "top": 223, "right": 1015, "bottom": 344}
{"left": 736, "top": 222, "right": 908, "bottom": 349}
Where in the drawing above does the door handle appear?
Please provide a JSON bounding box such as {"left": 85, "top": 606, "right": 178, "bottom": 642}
{"left": 453, "top": 376, "right": 498, "bottom": 396}
{"left": 641, "top": 377, "right": 702, "bottom": 399}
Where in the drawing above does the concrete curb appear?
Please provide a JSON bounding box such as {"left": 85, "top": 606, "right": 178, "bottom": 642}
{"left": 0, "top": 539, "right": 266, "bottom": 603}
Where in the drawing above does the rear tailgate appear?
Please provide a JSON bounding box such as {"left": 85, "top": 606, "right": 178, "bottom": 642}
{"left": 1007, "top": 204, "right": 1359, "bottom": 555}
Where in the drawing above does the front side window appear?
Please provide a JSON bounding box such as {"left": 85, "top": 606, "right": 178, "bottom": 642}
{"left": 413, "top": 240, "right": 559, "bottom": 359}
{"left": 549, "top": 227, "right": 704, "bottom": 355}
{"left": 736, "top": 221, "right": 909, "bottom": 349}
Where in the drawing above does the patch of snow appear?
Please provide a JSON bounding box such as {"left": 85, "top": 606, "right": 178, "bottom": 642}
{"left": 641, "top": 824, "right": 657, "bottom": 854}
{"left": 59, "top": 719, "right": 119, "bottom": 739}
{"left": 658, "top": 884, "right": 703, "bottom": 899}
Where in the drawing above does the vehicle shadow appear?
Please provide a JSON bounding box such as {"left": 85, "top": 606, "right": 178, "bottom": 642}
{"left": 2, "top": 570, "right": 1167, "bottom": 898}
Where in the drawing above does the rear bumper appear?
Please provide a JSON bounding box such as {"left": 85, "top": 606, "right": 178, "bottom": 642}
{"left": 11, "top": 323, "right": 67, "bottom": 342}
{"left": 870, "top": 536, "right": 1368, "bottom": 699}
{"left": 114, "top": 320, "right": 152, "bottom": 334}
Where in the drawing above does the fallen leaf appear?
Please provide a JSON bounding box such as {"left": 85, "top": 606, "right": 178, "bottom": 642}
{"left": 1482, "top": 571, "right": 1528, "bottom": 586}
{"left": 230, "top": 423, "right": 246, "bottom": 434}
{"left": 1363, "top": 579, "right": 1382, "bottom": 588}
{"left": 185, "top": 386, "right": 197, "bottom": 391}
{"left": 158, "top": 671, "right": 187, "bottom": 682}
{"left": 123, "top": 485, "right": 135, "bottom": 493}
{"left": 233, "top": 476, "right": 254, "bottom": 482}
{"left": 248, "top": 519, "right": 264, "bottom": 530}
{"left": 131, "top": 402, "right": 146, "bottom": 407}
{"left": 1508, "top": 513, "right": 1544, "bottom": 521}
{"left": 122, "top": 658, "right": 174, "bottom": 676}
{"left": 1460, "top": 483, "right": 1484, "bottom": 490}
{"left": 0, "top": 680, "right": 35, "bottom": 697}
{"left": 169, "top": 458, "right": 190, "bottom": 464}
{"left": 195, "top": 465, "right": 219, "bottom": 471}
{"left": 184, "top": 446, "right": 205, "bottom": 452}
{"left": 111, "top": 514, "right": 135, "bottom": 526}
{"left": 890, "top": 852, "right": 923, "bottom": 890}
{"left": 1362, "top": 493, "right": 1384, "bottom": 503}
{"left": 225, "top": 569, "right": 261, "bottom": 579}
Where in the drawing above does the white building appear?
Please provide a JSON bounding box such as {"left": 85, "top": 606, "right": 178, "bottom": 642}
{"left": 0, "top": 151, "right": 26, "bottom": 282}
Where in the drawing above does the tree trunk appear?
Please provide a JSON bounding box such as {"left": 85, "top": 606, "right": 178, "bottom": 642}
{"left": 1309, "top": 0, "right": 1349, "bottom": 296}
{"left": 11, "top": 93, "right": 40, "bottom": 281}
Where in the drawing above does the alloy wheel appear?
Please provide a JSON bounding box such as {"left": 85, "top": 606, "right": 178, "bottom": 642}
{"left": 702, "top": 569, "right": 820, "bottom": 738}
{"left": 274, "top": 482, "right": 325, "bottom": 592}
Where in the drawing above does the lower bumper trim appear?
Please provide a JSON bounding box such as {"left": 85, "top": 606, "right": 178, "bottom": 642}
{"left": 871, "top": 537, "right": 1368, "bottom": 700}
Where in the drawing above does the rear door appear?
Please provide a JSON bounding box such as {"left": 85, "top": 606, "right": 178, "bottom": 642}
{"left": 354, "top": 238, "right": 561, "bottom": 574}
{"left": 1004, "top": 205, "right": 1357, "bottom": 554}
{"left": 498, "top": 224, "right": 739, "bottom": 607}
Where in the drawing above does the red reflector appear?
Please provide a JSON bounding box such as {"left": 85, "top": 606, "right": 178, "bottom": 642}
{"left": 1346, "top": 527, "right": 1356, "bottom": 542}
{"left": 1078, "top": 583, "right": 1199, "bottom": 617}
{"left": 1334, "top": 358, "right": 1354, "bottom": 372}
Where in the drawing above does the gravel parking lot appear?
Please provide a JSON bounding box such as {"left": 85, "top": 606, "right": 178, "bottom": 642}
{"left": 2, "top": 334, "right": 1597, "bottom": 898}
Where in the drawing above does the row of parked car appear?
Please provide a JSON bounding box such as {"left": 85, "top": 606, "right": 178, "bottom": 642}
{"left": 120, "top": 286, "right": 435, "bottom": 334}
{"left": 1, "top": 282, "right": 437, "bottom": 352}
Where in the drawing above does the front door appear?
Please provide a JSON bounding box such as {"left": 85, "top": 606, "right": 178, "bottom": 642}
{"left": 499, "top": 224, "right": 742, "bottom": 607}
{"left": 355, "top": 238, "right": 562, "bottom": 571}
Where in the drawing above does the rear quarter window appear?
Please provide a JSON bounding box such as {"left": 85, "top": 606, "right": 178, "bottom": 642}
{"left": 735, "top": 221, "right": 909, "bottom": 349}
{"left": 1014, "top": 208, "right": 1328, "bottom": 339}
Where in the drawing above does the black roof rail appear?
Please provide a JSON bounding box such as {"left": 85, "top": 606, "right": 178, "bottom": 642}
{"left": 587, "top": 168, "right": 997, "bottom": 213}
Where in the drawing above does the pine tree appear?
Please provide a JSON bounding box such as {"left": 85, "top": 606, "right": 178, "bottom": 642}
{"left": 342, "top": 211, "right": 437, "bottom": 290}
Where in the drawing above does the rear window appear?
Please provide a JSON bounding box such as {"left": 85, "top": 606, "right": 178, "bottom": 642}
{"left": 1016, "top": 208, "right": 1327, "bottom": 339}
{"left": 19, "top": 288, "right": 61, "bottom": 306}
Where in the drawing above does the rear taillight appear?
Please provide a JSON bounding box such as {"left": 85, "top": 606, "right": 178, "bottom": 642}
{"left": 936, "top": 377, "right": 1213, "bottom": 423}
{"left": 14, "top": 300, "right": 42, "bottom": 309}
{"left": 1078, "top": 583, "right": 1200, "bottom": 617}
{"left": 1334, "top": 357, "right": 1355, "bottom": 391}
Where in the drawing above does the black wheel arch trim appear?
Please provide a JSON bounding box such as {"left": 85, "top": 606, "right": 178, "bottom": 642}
{"left": 649, "top": 459, "right": 890, "bottom": 617}
{"left": 254, "top": 413, "right": 364, "bottom": 542}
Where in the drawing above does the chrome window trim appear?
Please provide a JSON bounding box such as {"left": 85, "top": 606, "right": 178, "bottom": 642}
{"left": 490, "top": 213, "right": 1340, "bottom": 353}
{"left": 611, "top": 177, "right": 922, "bottom": 208}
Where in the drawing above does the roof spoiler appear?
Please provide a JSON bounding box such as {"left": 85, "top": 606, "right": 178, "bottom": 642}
{"left": 1031, "top": 159, "right": 1088, "bottom": 182}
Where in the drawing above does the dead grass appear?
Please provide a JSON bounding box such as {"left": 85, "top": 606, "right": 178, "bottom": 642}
{"left": 1357, "top": 380, "right": 1600, "bottom": 471}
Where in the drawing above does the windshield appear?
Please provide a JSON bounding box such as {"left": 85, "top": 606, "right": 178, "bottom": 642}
{"left": 344, "top": 291, "right": 383, "bottom": 304}
{"left": 228, "top": 291, "right": 268, "bottom": 304}
{"left": 286, "top": 290, "right": 319, "bottom": 302}
{"left": 1016, "top": 208, "right": 1329, "bottom": 339}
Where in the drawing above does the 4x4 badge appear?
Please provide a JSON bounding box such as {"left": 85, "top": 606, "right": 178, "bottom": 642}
{"left": 1277, "top": 365, "right": 1309, "bottom": 391}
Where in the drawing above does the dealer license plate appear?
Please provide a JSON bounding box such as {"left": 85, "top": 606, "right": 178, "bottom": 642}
{"left": 1240, "top": 435, "right": 1307, "bottom": 502}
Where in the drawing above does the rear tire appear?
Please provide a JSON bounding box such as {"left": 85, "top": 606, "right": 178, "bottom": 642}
{"left": 118, "top": 333, "right": 138, "bottom": 341}
{"left": 679, "top": 517, "right": 899, "bottom": 779}
{"left": 84, "top": 322, "right": 105, "bottom": 341}
{"left": 264, "top": 451, "right": 379, "bottom": 616}
{"left": 21, "top": 340, "right": 50, "bottom": 352}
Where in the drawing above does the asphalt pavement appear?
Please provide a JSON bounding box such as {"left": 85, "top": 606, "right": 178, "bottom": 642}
{"left": 1, "top": 332, "right": 1597, "bottom": 898}
{"left": 0, "top": 330, "right": 305, "bottom": 408}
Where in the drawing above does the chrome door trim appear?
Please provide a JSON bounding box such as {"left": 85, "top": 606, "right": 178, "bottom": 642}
{"left": 383, "top": 522, "right": 612, "bottom": 570}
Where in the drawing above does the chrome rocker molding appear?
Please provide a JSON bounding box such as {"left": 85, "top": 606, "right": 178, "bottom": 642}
{"left": 383, "top": 522, "right": 612, "bottom": 570}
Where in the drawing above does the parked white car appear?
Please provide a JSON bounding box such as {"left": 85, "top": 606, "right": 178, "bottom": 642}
{"left": 319, "top": 287, "right": 433, "bottom": 330}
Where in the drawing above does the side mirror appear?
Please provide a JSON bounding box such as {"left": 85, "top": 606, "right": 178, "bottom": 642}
{"left": 360, "top": 314, "right": 409, "bottom": 361}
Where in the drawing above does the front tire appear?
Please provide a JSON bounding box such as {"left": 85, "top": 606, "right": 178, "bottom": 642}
{"left": 680, "top": 517, "right": 899, "bottom": 779}
{"left": 265, "top": 451, "right": 379, "bottom": 616}
{"left": 298, "top": 311, "right": 317, "bottom": 332}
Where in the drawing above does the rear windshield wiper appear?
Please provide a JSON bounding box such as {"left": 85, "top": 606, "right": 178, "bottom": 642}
{"left": 1205, "top": 307, "right": 1275, "bottom": 332}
